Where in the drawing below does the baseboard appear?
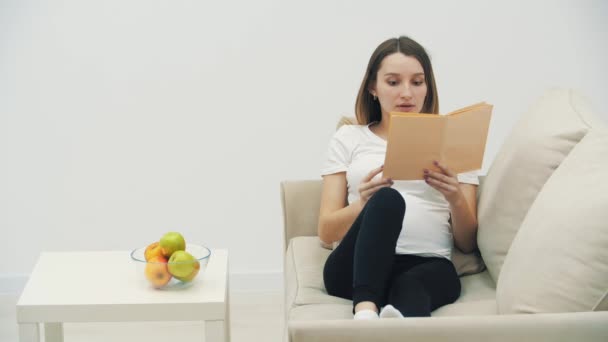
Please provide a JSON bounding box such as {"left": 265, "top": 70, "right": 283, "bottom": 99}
{"left": 0, "top": 272, "right": 283, "bottom": 295}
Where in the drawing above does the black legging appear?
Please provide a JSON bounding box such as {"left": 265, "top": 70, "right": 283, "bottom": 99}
{"left": 323, "top": 187, "right": 461, "bottom": 317}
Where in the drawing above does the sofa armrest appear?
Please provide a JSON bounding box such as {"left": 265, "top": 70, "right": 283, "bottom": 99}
{"left": 281, "top": 180, "right": 323, "bottom": 251}
{"left": 289, "top": 311, "right": 608, "bottom": 342}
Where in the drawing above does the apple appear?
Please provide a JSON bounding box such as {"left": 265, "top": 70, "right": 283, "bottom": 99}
{"left": 168, "top": 250, "right": 200, "bottom": 282}
{"left": 174, "top": 268, "right": 199, "bottom": 282}
{"left": 144, "top": 256, "right": 172, "bottom": 288}
{"left": 159, "top": 232, "right": 186, "bottom": 258}
{"left": 144, "top": 241, "right": 163, "bottom": 261}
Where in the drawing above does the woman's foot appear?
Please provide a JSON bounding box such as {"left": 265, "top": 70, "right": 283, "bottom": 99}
{"left": 353, "top": 301, "right": 379, "bottom": 320}
{"left": 379, "top": 304, "right": 404, "bottom": 318}
{"left": 353, "top": 309, "right": 379, "bottom": 320}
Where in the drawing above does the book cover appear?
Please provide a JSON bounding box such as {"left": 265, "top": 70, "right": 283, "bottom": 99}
{"left": 383, "top": 103, "right": 493, "bottom": 180}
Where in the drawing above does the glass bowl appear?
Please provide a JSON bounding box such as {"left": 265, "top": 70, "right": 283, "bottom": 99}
{"left": 130, "top": 244, "right": 211, "bottom": 290}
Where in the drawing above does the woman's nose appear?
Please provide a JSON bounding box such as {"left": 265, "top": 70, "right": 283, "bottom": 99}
{"left": 400, "top": 85, "right": 413, "bottom": 99}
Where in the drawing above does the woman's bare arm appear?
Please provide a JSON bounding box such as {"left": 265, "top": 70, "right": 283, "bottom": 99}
{"left": 449, "top": 184, "right": 478, "bottom": 253}
{"left": 317, "top": 173, "right": 363, "bottom": 244}
{"left": 318, "top": 166, "right": 393, "bottom": 244}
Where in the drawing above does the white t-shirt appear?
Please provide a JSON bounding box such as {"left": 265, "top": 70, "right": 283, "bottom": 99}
{"left": 321, "top": 124, "right": 479, "bottom": 260}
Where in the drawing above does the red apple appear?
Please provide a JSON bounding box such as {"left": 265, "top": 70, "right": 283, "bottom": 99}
{"left": 144, "top": 256, "right": 172, "bottom": 288}
{"left": 144, "top": 241, "right": 163, "bottom": 261}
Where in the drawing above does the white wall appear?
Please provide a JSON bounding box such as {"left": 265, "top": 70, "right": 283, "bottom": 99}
{"left": 1, "top": 0, "right": 606, "bottom": 291}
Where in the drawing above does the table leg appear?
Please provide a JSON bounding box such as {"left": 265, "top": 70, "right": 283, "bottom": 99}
{"left": 44, "top": 323, "right": 64, "bottom": 342}
{"left": 225, "top": 281, "right": 231, "bottom": 342}
{"left": 18, "top": 323, "right": 40, "bottom": 342}
{"left": 205, "top": 320, "right": 227, "bottom": 342}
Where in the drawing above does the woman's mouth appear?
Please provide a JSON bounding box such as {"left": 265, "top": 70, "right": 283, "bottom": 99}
{"left": 396, "top": 104, "right": 416, "bottom": 112}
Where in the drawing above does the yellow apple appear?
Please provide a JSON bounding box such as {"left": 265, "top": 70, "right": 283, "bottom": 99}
{"left": 144, "top": 256, "right": 172, "bottom": 288}
{"left": 168, "top": 250, "right": 200, "bottom": 282}
{"left": 144, "top": 241, "right": 163, "bottom": 261}
{"left": 159, "top": 232, "right": 186, "bottom": 258}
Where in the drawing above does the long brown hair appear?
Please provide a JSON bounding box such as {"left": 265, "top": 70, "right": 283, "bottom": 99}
{"left": 355, "top": 36, "right": 439, "bottom": 125}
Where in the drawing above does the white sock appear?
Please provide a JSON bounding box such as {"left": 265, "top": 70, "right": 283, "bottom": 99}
{"left": 379, "top": 304, "right": 404, "bottom": 318}
{"left": 353, "top": 309, "right": 379, "bottom": 320}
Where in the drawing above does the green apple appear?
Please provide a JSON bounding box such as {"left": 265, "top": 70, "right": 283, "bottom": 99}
{"left": 159, "top": 232, "right": 186, "bottom": 258}
{"left": 168, "top": 250, "right": 200, "bottom": 281}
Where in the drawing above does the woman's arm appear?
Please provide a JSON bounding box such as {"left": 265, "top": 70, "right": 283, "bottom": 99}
{"left": 448, "top": 184, "right": 478, "bottom": 253}
{"left": 318, "top": 173, "right": 363, "bottom": 244}
{"left": 424, "top": 161, "right": 478, "bottom": 253}
{"left": 318, "top": 166, "right": 393, "bottom": 244}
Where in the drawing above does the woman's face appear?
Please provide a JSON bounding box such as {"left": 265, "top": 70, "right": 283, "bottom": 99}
{"left": 370, "top": 53, "right": 428, "bottom": 116}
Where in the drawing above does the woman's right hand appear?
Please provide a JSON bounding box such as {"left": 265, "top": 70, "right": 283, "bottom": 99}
{"left": 358, "top": 165, "right": 394, "bottom": 208}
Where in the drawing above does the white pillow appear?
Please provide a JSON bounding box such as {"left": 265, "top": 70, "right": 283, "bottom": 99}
{"left": 477, "top": 88, "right": 599, "bottom": 282}
{"left": 497, "top": 128, "right": 608, "bottom": 313}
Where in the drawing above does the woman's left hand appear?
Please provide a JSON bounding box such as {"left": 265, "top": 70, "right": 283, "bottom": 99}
{"left": 423, "top": 160, "right": 464, "bottom": 205}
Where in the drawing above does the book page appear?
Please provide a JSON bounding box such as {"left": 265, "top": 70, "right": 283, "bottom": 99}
{"left": 442, "top": 104, "right": 493, "bottom": 173}
{"left": 446, "top": 102, "right": 487, "bottom": 116}
{"left": 383, "top": 114, "right": 446, "bottom": 180}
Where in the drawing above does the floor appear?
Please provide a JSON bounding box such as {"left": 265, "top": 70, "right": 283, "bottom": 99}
{"left": 0, "top": 290, "right": 285, "bottom": 342}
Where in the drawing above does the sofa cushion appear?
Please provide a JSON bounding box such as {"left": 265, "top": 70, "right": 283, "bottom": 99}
{"left": 477, "top": 88, "right": 599, "bottom": 282}
{"left": 285, "top": 237, "right": 352, "bottom": 311}
{"left": 286, "top": 236, "right": 497, "bottom": 312}
{"left": 458, "top": 270, "right": 496, "bottom": 302}
{"left": 497, "top": 128, "right": 608, "bottom": 313}
{"left": 290, "top": 304, "right": 353, "bottom": 321}
{"left": 432, "top": 299, "right": 497, "bottom": 316}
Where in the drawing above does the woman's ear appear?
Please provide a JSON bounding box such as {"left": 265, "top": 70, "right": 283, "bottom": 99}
{"left": 368, "top": 81, "right": 376, "bottom": 97}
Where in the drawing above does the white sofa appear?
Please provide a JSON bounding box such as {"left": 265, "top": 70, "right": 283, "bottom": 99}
{"left": 281, "top": 89, "right": 608, "bottom": 342}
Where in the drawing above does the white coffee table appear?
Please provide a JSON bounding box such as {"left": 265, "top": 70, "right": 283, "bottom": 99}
{"left": 16, "top": 249, "right": 230, "bottom": 342}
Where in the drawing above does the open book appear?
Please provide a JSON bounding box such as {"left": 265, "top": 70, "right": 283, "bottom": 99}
{"left": 383, "top": 102, "right": 493, "bottom": 180}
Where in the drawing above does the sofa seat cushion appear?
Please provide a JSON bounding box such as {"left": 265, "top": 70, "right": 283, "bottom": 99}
{"left": 286, "top": 236, "right": 498, "bottom": 313}
{"left": 432, "top": 299, "right": 498, "bottom": 316}
{"left": 458, "top": 270, "right": 497, "bottom": 302}
{"left": 290, "top": 304, "right": 354, "bottom": 321}
{"left": 285, "top": 237, "right": 352, "bottom": 311}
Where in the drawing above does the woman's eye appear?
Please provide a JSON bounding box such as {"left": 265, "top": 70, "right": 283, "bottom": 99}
{"left": 387, "top": 80, "right": 399, "bottom": 86}
{"left": 413, "top": 80, "right": 425, "bottom": 86}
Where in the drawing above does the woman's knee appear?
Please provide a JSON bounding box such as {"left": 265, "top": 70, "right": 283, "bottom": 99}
{"left": 367, "top": 187, "right": 406, "bottom": 215}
